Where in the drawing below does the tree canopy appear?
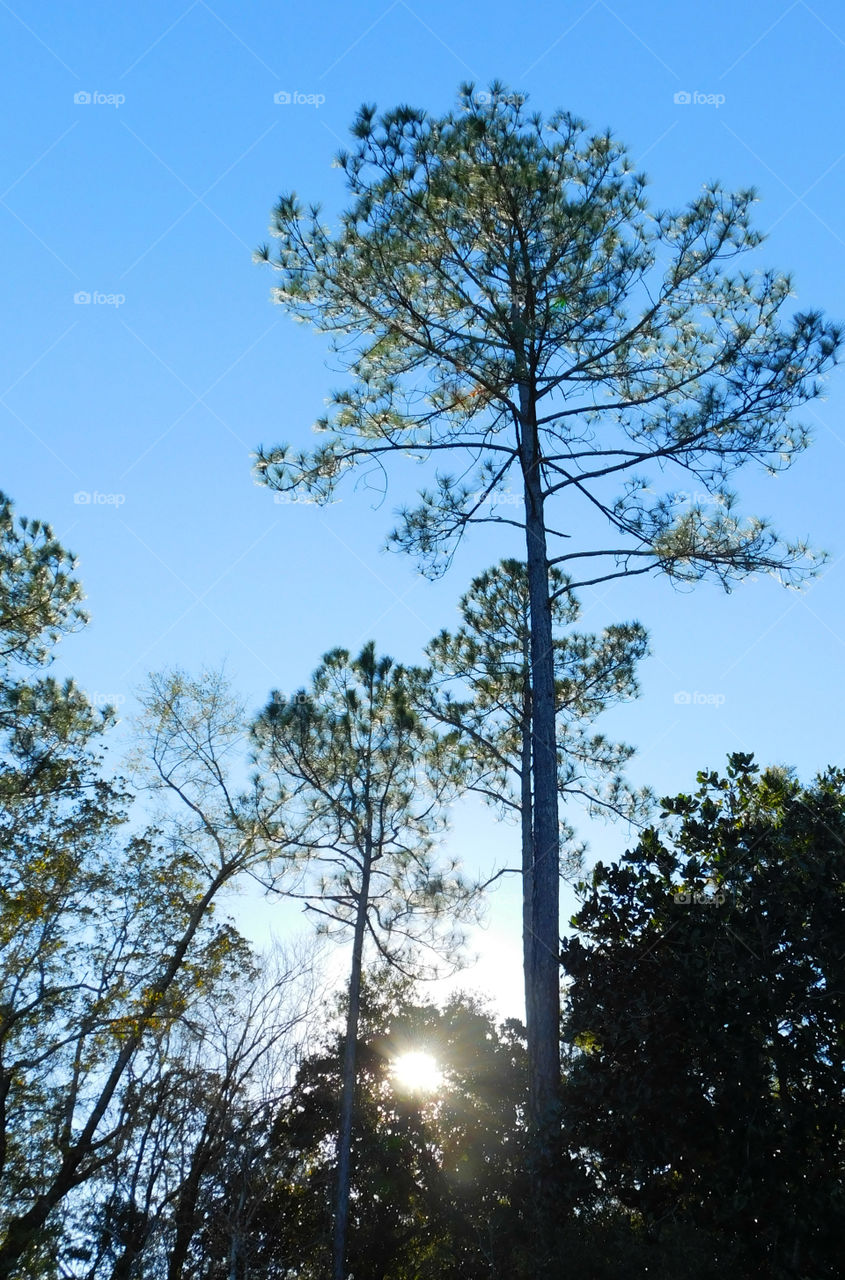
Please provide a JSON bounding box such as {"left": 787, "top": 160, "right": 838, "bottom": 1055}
{"left": 561, "top": 754, "right": 845, "bottom": 1278}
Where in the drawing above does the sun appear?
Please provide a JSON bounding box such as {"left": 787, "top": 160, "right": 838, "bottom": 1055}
{"left": 391, "top": 1051, "right": 442, "bottom": 1094}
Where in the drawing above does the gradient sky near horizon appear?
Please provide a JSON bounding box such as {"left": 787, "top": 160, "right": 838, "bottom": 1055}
{"left": 3, "top": 0, "right": 845, "bottom": 1017}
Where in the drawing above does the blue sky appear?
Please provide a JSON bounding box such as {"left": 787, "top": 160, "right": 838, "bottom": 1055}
{"left": 3, "top": 0, "right": 844, "bottom": 1016}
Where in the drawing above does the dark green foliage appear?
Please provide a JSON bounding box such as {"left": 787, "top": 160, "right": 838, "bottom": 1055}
{"left": 419, "top": 556, "right": 650, "bottom": 830}
{"left": 253, "top": 974, "right": 528, "bottom": 1280}
{"left": 255, "top": 85, "right": 840, "bottom": 589}
{"left": 0, "top": 491, "right": 86, "bottom": 666}
{"left": 561, "top": 754, "right": 845, "bottom": 1277}
{"left": 6, "top": 488, "right": 845, "bottom": 1278}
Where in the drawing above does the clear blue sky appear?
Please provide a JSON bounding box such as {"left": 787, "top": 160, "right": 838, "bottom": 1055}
{"left": 3, "top": 0, "right": 844, "bottom": 1016}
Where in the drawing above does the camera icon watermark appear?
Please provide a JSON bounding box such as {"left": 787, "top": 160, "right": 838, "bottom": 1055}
{"left": 674, "top": 690, "right": 726, "bottom": 707}
{"left": 74, "top": 90, "right": 125, "bottom": 108}
{"left": 673, "top": 90, "right": 725, "bottom": 108}
{"left": 273, "top": 90, "right": 325, "bottom": 108}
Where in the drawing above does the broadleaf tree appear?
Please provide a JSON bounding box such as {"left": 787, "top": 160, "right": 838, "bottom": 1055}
{"left": 0, "top": 494, "right": 126, "bottom": 1276}
{"left": 561, "top": 755, "right": 845, "bottom": 1277}
{"left": 76, "top": 940, "right": 317, "bottom": 1280}
{"left": 251, "top": 642, "right": 476, "bottom": 1280}
{"left": 0, "top": 522, "right": 291, "bottom": 1280}
{"left": 253, "top": 83, "right": 841, "bottom": 1157}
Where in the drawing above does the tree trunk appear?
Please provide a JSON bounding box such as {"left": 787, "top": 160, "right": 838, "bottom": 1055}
{"left": 518, "top": 379, "right": 561, "bottom": 1146}
{"left": 331, "top": 831, "right": 372, "bottom": 1280}
{"left": 227, "top": 1177, "right": 248, "bottom": 1280}
{"left": 109, "top": 1220, "right": 152, "bottom": 1280}
{"left": 166, "top": 1139, "right": 216, "bottom": 1280}
{"left": 520, "top": 625, "right": 534, "bottom": 1033}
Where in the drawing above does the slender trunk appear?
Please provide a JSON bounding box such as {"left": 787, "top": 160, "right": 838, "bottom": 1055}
{"left": 166, "top": 1136, "right": 217, "bottom": 1280}
{"left": 0, "top": 1063, "right": 9, "bottom": 1184}
{"left": 331, "top": 829, "right": 373, "bottom": 1280}
{"left": 109, "top": 1222, "right": 151, "bottom": 1280}
{"left": 520, "top": 623, "right": 534, "bottom": 1033}
{"left": 518, "top": 379, "right": 561, "bottom": 1145}
{"left": 227, "top": 1177, "right": 248, "bottom": 1280}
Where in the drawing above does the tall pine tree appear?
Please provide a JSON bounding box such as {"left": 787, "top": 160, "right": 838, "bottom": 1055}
{"left": 254, "top": 83, "right": 840, "bottom": 1171}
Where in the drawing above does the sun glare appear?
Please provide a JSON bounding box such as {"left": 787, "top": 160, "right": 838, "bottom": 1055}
{"left": 391, "top": 1051, "right": 442, "bottom": 1094}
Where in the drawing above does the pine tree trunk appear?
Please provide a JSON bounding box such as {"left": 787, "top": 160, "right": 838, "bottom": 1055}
{"left": 518, "top": 380, "right": 561, "bottom": 1145}
{"left": 520, "top": 627, "right": 534, "bottom": 1037}
{"left": 331, "top": 831, "right": 372, "bottom": 1280}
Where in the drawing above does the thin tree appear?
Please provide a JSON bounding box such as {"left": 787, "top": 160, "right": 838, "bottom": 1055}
{"left": 251, "top": 642, "right": 475, "bottom": 1280}
{"left": 415, "top": 557, "right": 650, "bottom": 1027}
{"left": 263, "top": 970, "right": 528, "bottom": 1280}
{"left": 253, "top": 83, "right": 841, "bottom": 1153}
{"left": 0, "top": 646, "right": 289, "bottom": 1276}
{"left": 75, "top": 940, "right": 316, "bottom": 1280}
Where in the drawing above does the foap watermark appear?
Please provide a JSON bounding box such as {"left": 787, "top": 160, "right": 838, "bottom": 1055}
{"left": 74, "top": 490, "right": 126, "bottom": 507}
{"left": 273, "top": 492, "right": 313, "bottom": 505}
{"left": 512, "top": 290, "right": 568, "bottom": 312}
{"left": 273, "top": 90, "right": 325, "bottom": 108}
{"left": 474, "top": 90, "right": 526, "bottom": 106}
{"left": 673, "top": 489, "right": 723, "bottom": 507}
{"left": 467, "top": 488, "right": 523, "bottom": 509}
{"left": 674, "top": 883, "right": 727, "bottom": 906}
{"left": 268, "top": 690, "right": 311, "bottom": 710}
{"left": 74, "top": 90, "right": 125, "bottom": 108}
{"left": 88, "top": 691, "right": 127, "bottom": 709}
{"left": 673, "top": 90, "right": 725, "bottom": 108}
{"left": 73, "top": 290, "right": 126, "bottom": 308}
{"left": 674, "top": 690, "right": 725, "bottom": 708}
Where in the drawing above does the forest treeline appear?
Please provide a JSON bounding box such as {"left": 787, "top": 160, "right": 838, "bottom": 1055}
{"left": 2, "top": 488, "right": 844, "bottom": 1280}
{"left": 5, "top": 81, "right": 845, "bottom": 1280}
